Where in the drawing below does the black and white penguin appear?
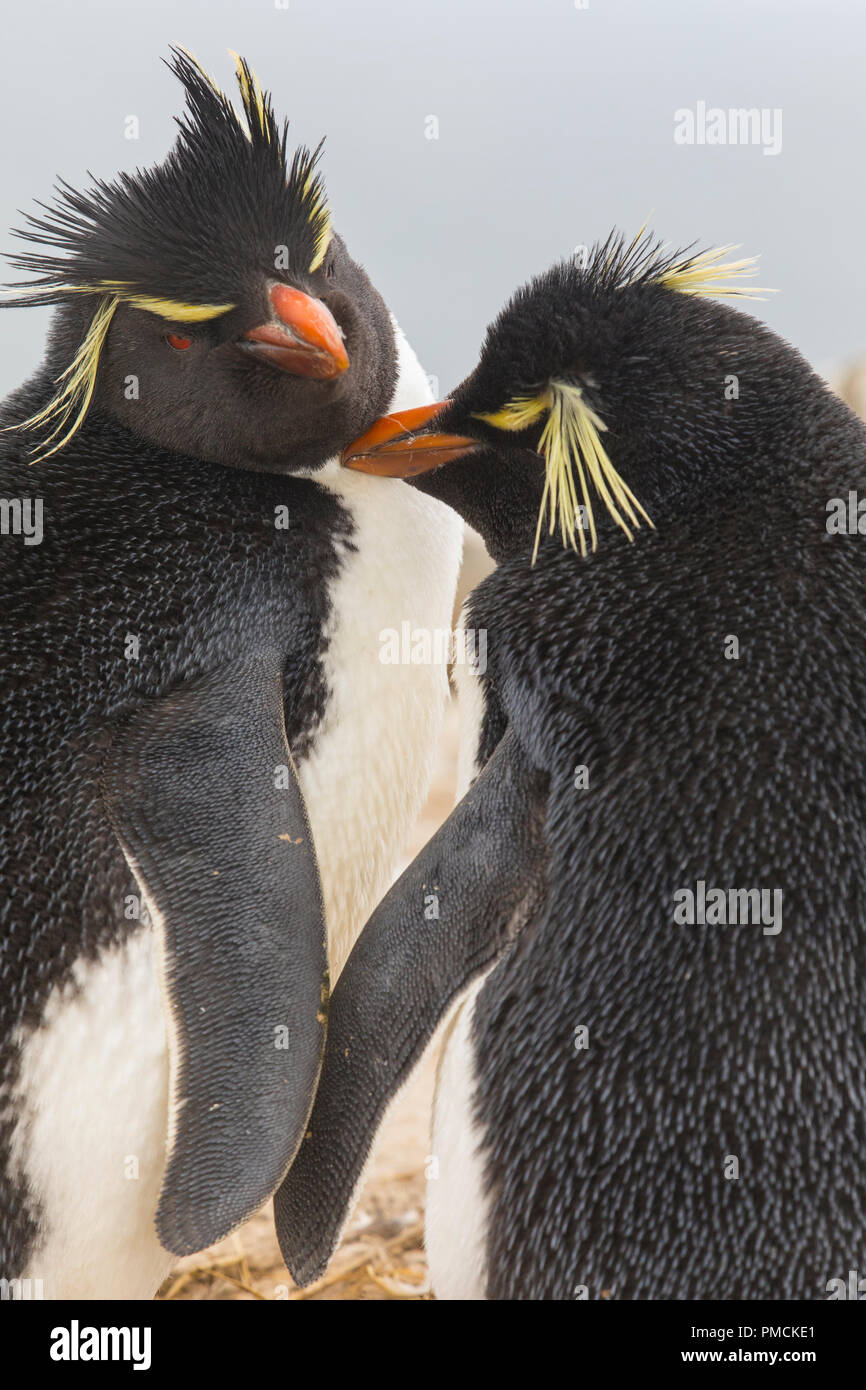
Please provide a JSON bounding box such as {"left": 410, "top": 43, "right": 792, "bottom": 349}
{"left": 0, "top": 50, "right": 461, "bottom": 1298}
{"left": 274, "top": 231, "right": 866, "bottom": 1299}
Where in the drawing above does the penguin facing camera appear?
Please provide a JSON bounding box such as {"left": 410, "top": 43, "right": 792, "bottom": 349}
{"left": 0, "top": 49, "right": 461, "bottom": 1298}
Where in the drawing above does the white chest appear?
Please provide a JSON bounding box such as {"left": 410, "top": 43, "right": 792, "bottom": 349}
{"left": 297, "top": 326, "right": 463, "bottom": 975}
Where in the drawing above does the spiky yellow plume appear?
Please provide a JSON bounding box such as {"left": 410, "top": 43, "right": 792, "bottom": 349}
{"left": 174, "top": 46, "right": 223, "bottom": 98}
{"left": 534, "top": 381, "right": 653, "bottom": 562}
{"left": 307, "top": 212, "right": 332, "bottom": 273}
{"left": 16, "top": 297, "right": 119, "bottom": 464}
{"left": 230, "top": 51, "right": 270, "bottom": 142}
{"left": 11, "top": 288, "right": 234, "bottom": 464}
{"left": 584, "top": 220, "right": 773, "bottom": 300}
{"left": 477, "top": 382, "right": 653, "bottom": 564}
{"left": 0, "top": 282, "right": 236, "bottom": 321}
{"left": 94, "top": 285, "right": 235, "bottom": 320}
{"left": 473, "top": 395, "right": 548, "bottom": 433}
{"left": 187, "top": 48, "right": 332, "bottom": 272}
{"left": 654, "top": 244, "right": 771, "bottom": 298}
{"left": 304, "top": 174, "right": 332, "bottom": 273}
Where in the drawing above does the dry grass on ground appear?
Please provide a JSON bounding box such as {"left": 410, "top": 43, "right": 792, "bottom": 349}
{"left": 158, "top": 1047, "right": 439, "bottom": 1301}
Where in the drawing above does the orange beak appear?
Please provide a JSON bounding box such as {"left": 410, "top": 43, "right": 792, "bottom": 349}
{"left": 340, "top": 402, "right": 478, "bottom": 477}
{"left": 240, "top": 284, "right": 349, "bottom": 379}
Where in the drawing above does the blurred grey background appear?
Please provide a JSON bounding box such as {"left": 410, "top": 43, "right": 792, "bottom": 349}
{"left": 1, "top": 0, "right": 864, "bottom": 397}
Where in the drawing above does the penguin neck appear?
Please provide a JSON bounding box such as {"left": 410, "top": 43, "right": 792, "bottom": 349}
{"left": 408, "top": 448, "right": 545, "bottom": 565}
{"left": 304, "top": 316, "right": 432, "bottom": 499}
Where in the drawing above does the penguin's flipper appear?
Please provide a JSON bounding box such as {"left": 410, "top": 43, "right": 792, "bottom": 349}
{"left": 273, "top": 727, "right": 546, "bottom": 1286}
{"left": 103, "top": 651, "right": 326, "bottom": 1257}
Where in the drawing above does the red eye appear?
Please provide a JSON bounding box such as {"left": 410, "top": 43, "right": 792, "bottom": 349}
{"left": 166, "top": 333, "right": 191, "bottom": 351}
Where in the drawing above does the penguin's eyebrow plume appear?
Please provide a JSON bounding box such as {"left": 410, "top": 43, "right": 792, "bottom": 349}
{"left": 6, "top": 286, "right": 234, "bottom": 466}
{"left": 473, "top": 228, "right": 771, "bottom": 560}
{"left": 475, "top": 382, "right": 653, "bottom": 562}
{"left": 1, "top": 47, "right": 334, "bottom": 462}
{"left": 12, "top": 295, "right": 119, "bottom": 464}
{"left": 95, "top": 287, "right": 236, "bottom": 321}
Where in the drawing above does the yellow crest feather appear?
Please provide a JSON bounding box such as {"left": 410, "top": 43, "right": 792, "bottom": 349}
{"left": 226, "top": 49, "right": 333, "bottom": 270}
{"left": 304, "top": 174, "right": 332, "bottom": 272}
{"left": 589, "top": 221, "right": 773, "bottom": 299}
{"left": 174, "top": 46, "right": 223, "bottom": 98}
{"left": 473, "top": 396, "right": 548, "bottom": 433}
{"left": 96, "top": 285, "right": 235, "bottom": 321}
{"left": 307, "top": 213, "right": 332, "bottom": 273}
{"left": 11, "top": 286, "right": 234, "bottom": 463}
{"left": 478, "top": 382, "right": 653, "bottom": 564}
{"left": 533, "top": 381, "right": 653, "bottom": 563}
{"left": 229, "top": 51, "right": 270, "bottom": 142}
{"left": 16, "top": 297, "right": 119, "bottom": 464}
{"left": 653, "top": 243, "right": 771, "bottom": 298}
{"left": 470, "top": 226, "right": 772, "bottom": 562}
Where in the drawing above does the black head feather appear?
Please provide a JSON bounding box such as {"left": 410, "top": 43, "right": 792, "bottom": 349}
{"left": 4, "top": 48, "right": 332, "bottom": 310}
{"left": 1, "top": 50, "right": 398, "bottom": 473}
{"left": 404, "top": 229, "right": 848, "bottom": 563}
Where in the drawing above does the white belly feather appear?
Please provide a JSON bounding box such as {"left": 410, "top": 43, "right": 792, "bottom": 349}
{"left": 301, "top": 322, "right": 462, "bottom": 976}
{"left": 10, "top": 931, "right": 173, "bottom": 1299}
{"left": 426, "top": 977, "right": 492, "bottom": 1301}
{"left": 425, "top": 634, "right": 493, "bottom": 1300}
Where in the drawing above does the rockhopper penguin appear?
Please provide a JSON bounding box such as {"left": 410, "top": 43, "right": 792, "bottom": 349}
{"left": 274, "top": 230, "right": 866, "bottom": 1298}
{"left": 0, "top": 50, "right": 461, "bottom": 1298}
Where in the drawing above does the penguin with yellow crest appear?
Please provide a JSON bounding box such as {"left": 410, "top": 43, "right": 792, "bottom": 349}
{"left": 275, "top": 231, "right": 866, "bottom": 1299}
{"left": 0, "top": 49, "right": 461, "bottom": 1298}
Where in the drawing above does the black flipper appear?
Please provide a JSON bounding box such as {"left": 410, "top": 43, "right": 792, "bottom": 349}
{"left": 102, "top": 650, "right": 326, "bottom": 1256}
{"left": 273, "top": 727, "right": 546, "bottom": 1286}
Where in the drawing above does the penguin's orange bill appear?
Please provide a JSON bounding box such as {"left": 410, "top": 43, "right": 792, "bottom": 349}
{"left": 241, "top": 284, "right": 349, "bottom": 379}
{"left": 340, "top": 402, "right": 478, "bottom": 477}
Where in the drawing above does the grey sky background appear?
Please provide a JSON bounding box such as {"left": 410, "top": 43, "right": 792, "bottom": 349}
{"left": 1, "top": 0, "right": 864, "bottom": 399}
